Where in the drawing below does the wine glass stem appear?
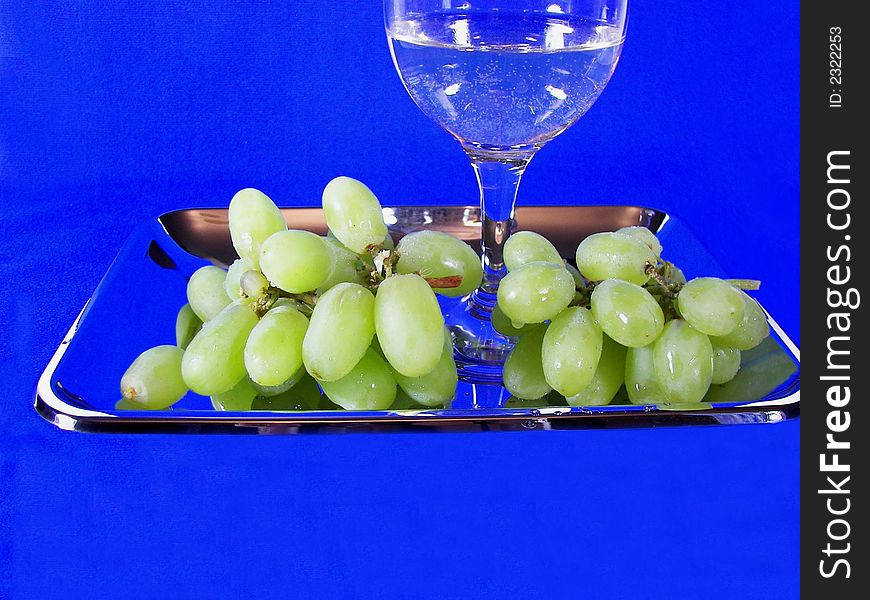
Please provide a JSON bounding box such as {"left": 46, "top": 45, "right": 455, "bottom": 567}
{"left": 470, "top": 154, "right": 533, "bottom": 298}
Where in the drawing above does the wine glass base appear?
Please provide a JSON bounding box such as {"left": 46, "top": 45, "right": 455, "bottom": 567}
{"left": 439, "top": 293, "right": 516, "bottom": 384}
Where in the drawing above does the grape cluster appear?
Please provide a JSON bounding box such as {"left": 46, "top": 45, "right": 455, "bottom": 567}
{"left": 120, "top": 177, "right": 479, "bottom": 412}
{"left": 119, "top": 177, "right": 769, "bottom": 412}
{"left": 496, "top": 228, "right": 770, "bottom": 406}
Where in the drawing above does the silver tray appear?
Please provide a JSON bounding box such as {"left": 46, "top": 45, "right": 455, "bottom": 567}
{"left": 35, "top": 205, "right": 800, "bottom": 434}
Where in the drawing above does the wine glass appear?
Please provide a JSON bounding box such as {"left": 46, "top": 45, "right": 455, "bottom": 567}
{"left": 384, "top": 0, "right": 628, "bottom": 377}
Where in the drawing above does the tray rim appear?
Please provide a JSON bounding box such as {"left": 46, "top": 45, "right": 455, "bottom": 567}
{"left": 34, "top": 205, "right": 801, "bottom": 434}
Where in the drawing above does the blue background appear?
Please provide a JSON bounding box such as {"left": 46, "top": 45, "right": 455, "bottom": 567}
{"left": 1, "top": 1, "right": 799, "bottom": 598}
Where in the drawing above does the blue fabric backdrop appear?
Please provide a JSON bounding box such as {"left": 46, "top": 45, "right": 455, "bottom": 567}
{"left": 1, "top": 1, "right": 798, "bottom": 598}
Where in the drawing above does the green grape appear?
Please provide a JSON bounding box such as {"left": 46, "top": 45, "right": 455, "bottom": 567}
{"left": 575, "top": 232, "right": 656, "bottom": 285}
{"left": 541, "top": 307, "right": 603, "bottom": 397}
{"left": 303, "top": 283, "right": 376, "bottom": 381}
{"left": 375, "top": 274, "right": 444, "bottom": 377}
{"left": 211, "top": 377, "right": 258, "bottom": 411}
{"left": 259, "top": 230, "right": 331, "bottom": 293}
{"left": 369, "top": 331, "right": 386, "bottom": 359}
{"left": 318, "top": 394, "right": 339, "bottom": 409}
{"left": 710, "top": 291, "right": 770, "bottom": 350}
{"left": 662, "top": 261, "right": 687, "bottom": 285}
{"left": 181, "top": 301, "right": 259, "bottom": 396}
{"left": 321, "top": 176, "right": 388, "bottom": 254}
{"left": 395, "top": 230, "right": 483, "bottom": 297}
{"left": 187, "top": 265, "right": 231, "bottom": 322}
{"left": 175, "top": 303, "right": 202, "bottom": 350}
{"left": 393, "top": 328, "right": 457, "bottom": 407}
{"left": 270, "top": 297, "right": 310, "bottom": 313}
{"left": 491, "top": 303, "right": 540, "bottom": 337}
{"left": 251, "top": 364, "right": 306, "bottom": 396}
{"left": 565, "top": 336, "right": 627, "bottom": 407}
{"left": 676, "top": 277, "right": 744, "bottom": 336}
{"left": 390, "top": 388, "right": 422, "bottom": 410}
{"left": 240, "top": 269, "right": 270, "bottom": 299}
{"left": 319, "top": 348, "right": 397, "bottom": 410}
{"left": 327, "top": 229, "right": 393, "bottom": 251}
{"left": 120, "top": 345, "right": 188, "bottom": 409}
{"left": 224, "top": 258, "right": 254, "bottom": 299}
{"left": 625, "top": 345, "right": 666, "bottom": 405}
{"left": 496, "top": 262, "right": 575, "bottom": 326}
{"left": 228, "top": 188, "right": 287, "bottom": 269}
{"left": 503, "top": 326, "right": 551, "bottom": 400}
{"left": 503, "top": 231, "right": 563, "bottom": 272}
{"left": 251, "top": 375, "right": 322, "bottom": 411}
{"left": 704, "top": 337, "right": 797, "bottom": 403}
{"left": 502, "top": 390, "right": 566, "bottom": 409}
{"left": 115, "top": 398, "right": 152, "bottom": 411}
{"left": 711, "top": 342, "right": 741, "bottom": 385}
{"left": 244, "top": 305, "right": 309, "bottom": 387}
{"left": 653, "top": 320, "right": 713, "bottom": 404}
{"left": 616, "top": 226, "right": 662, "bottom": 258}
{"left": 318, "top": 238, "right": 366, "bottom": 293}
{"left": 590, "top": 279, "right": 665, "bottom": 348}
{"left": 564, "top": 261, "right": 586, "bottom": 290}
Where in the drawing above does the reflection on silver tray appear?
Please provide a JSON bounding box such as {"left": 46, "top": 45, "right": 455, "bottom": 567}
{"left": 35, "top": 205, "right": 800, "bottom": 434}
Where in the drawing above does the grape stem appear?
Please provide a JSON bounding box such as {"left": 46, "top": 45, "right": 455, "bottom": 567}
{"left": 365, "top": 243, "right": 398, "bottom": 288}
{"left": 247, "top": 289, "right": 318, "bottom": 318}
{"left": 645, "top": 262, "right": 674, "bottom": 290}
{"left": 250, "top": 290, "right": 281, "bottom": 318}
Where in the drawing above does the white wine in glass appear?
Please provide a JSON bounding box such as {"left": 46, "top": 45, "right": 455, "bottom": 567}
{"left": 385, "top": 0, "right": 628, "bottom": 377}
